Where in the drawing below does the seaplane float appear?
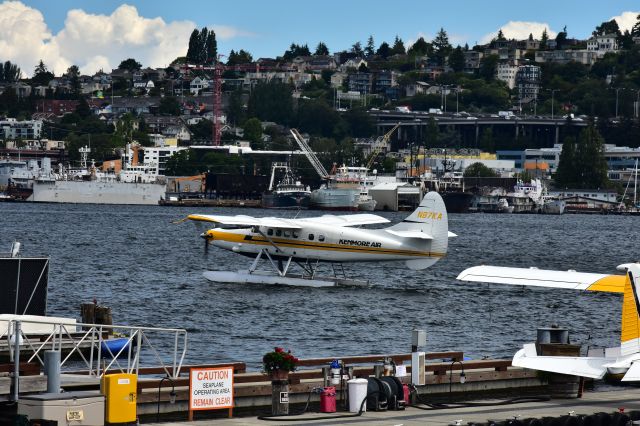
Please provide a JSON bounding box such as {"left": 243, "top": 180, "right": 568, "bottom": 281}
{"left": 182, "top": 191, "right": 455, "bottom": 287}
{"left": 457, "top": 263, "right": 640, "bottom": 381}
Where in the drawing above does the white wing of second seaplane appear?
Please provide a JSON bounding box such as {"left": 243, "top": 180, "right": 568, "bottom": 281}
{"left": 297, "top": 213, "right": 390, "bottom": 227}
{"left": 457, "top": 264, "right": 636, "bottom": 379}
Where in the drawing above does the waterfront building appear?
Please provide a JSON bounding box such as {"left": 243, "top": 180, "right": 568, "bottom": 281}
{"left": 0, "top": 118, "right": 43, "bottom": 140}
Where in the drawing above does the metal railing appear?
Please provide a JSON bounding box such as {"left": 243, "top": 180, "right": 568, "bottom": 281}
{"left": 5, "top": 319, "right": 188, "bottom": 380}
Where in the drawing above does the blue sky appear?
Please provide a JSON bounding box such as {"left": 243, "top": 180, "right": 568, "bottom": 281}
{"left": 2, "top": 1, "right": 639, "bottom": 75}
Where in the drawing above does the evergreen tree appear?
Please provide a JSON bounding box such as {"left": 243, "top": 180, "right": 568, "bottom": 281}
{"left": 593, "top": 19, "right": 621, "bottom": 37}
{"left": 314, "top": 42, "right": 329, "bottom": 56}
{"left": 0, "top": 61, "right": 21, "bottom": 82}
{"left": 528, "top": 33, "right": 533, "bottom": 41}
{"left": 351, "top": 41, "right": 363, "bottom": 56}
{"left": 407, "top": 37, "right": 430, "bottom": 57}
{"left": 390, "top": 36, "right": 406, "bottom": 55}
{"left": 364, "top": 35, "right": 375, "bottom": 57}
{"left": 555, "top": 26, "right": 567, "bottom": 50}
{"left": 186, "top": 28, "right": 217, "bottom": 64}
{"left": 555, "top": 135, "right": 577, "bottom": 187}
{"left": 376, "top": 42, "right": 391, "bottom": 59}
{"left": 205, "top": 28, "right": 217, "bottom": 62}
{"left": 448, "top": 46, "right": 465, "bottom": 72}
{"left": 575, "top": 124, "right": 608, "bottom": 189}
{"left": 496, "top": 29, "right": 506, "bottom": 41}
{"left": 186, "top": 29, "right": 200, "bottom": 63}
{"left": 118, "top": 58, "right": 142, "bottom": 71}
{"left": 632, "top": 14, "right": 640, "bottom": 37}
{"left": 32, "top": 60, "right": 54, "bottom": 86}
{"left": 432, "top": 28, "right": 452, "bottom": 66}
{"left": 540, "top": 29, "right": 548, "bottom": 50}
{"left": 66, "top": 65, "right": 81, "bottom": 98}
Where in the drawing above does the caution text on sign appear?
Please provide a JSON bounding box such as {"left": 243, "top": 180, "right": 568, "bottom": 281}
{"left": 189, "top": 367, "right": 234, "bottom": 411}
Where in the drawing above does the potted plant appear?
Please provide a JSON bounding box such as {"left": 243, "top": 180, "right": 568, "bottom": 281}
{"left": 263, "top": 347, "right": 299, "bottom": 380}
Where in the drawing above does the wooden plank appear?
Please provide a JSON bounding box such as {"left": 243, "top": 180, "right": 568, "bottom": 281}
{"left": 428, "top": 360, "right": 512, "bottom": 375}
{"left": 0, "top": 362, "right": 40, "bottom": 376}
{"left": 294, "top": 351, "right": 463, "bottom": 367}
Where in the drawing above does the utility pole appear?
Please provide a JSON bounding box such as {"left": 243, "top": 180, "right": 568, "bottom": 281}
{"left": 548, "top": 89, "right": 560, "bottom": 120}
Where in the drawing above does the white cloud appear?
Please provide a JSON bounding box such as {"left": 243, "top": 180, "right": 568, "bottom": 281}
{"left": 609, "top": 11, "right": 640, "bottom": 33}
{"left": 480, "top": 21, "right": 557, "bottom": 44}
{"left": 0, "top": 1, "right": 252, "bottom": 76}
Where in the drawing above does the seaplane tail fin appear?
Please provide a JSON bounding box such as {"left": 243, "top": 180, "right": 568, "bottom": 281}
{"left": 512, "top": 344, "right": 608, "bottom": 379}
{"left": 388, "top": 191, "right": 448, "bottom": 270}
{"left": 620, "top": 264, "right": 640, "bottom": 357}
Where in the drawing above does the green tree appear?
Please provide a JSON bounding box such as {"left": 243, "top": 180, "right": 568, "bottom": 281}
{"left": 186, "top": 27, "right": 217, "bottom": 64}
{"left": 540, "top": 29, "right": 549, "bottom": 50}
{"left": 575, "top": 124, "right": 608, "bottom": 189}
{"left": 351, "top": 41, "right": 363, "bottom": 56}
{"left": 448, "top": 46, "right": 465, "bottom": 73}
{"left": 282, "top": 43, "right": 310, "bottom": 60}
{"left": 66, "top": 65, "right": 81, "bottom": 98}
{"left": 118, "top": 58, "right": 142, "bottom": 71}
{"left": 593, "top": 19, "right": 621, "bottom": 37}
{"left": 343, "top": 108, "right": 374, "bottom": 137}
{"left": 424, "top": 117, "right": 439, "bottom": 149}
{"left": 479, "top": 54, "right": 499, "bottom": 81}
{"left": 0, "top": 61, "right": 21, "bottom": 82}
{"left": 243, "top": 118, "right": 263, "bottom": 147}
{"left": 314, "top": 42, "right": 329, "bottom": 56}
{"left": 189, "top": 119, "right": 213, "bottom": 141}
{"left": 159, "top": 96, "right": 181, "bottom": 115}
{"left": 227, "top": 49, "right": 253, "bottom": 65}
{"left": 165, "top": 150, "right": 198, "bottom": 175}
{"left": 364, "top": 36, "right": 375, "bottom": 57}
{"left": 407, "top": 37, "right": 431, "bottom": 57}
{"left": 554, "top": 135, "right": 576, "bottom": 187}
{"left": 226, "top": 89, "right": 245, "bottom": 125}
{"left": 376, "top": 42, "right": 391, "bottom": 59}
{"left": 432, "top": 28, "right": 452, "bottom": 66}
{"left": 113, "top": 113, "right": 135, "bottom": 145}
{"left": 555, "top": 26, "right": 568, "bottom": 49}
{"left": 32, "top": 60, "right": 54, "bottom": 86}
{"left": 496, "top": 29, "right": 506, "bottom": 41}
{"left": 463, "top": 162, "right": 497, "bottom": 177}
{"left": 391, "top": 35, "right": 406, "bottom": 55}
{"left": 632, "top": 14, "right": 640, "bottom": 37}
{"left": 247, "top": 81, "right": 294, "bottom": 124}
{"left": 75, "top": 97, "right": 91, "bottom": 118}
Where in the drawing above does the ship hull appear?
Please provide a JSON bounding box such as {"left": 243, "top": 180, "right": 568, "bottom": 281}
{"left": 262, "top": 192, "right": 311, "bottom": 209}
{"left": 29, "top": 180, "right": 166, "bottom": 205}
{"left": 309, "top": 188, "right": 359, "bottom": 211}
{"left": 441, "top": 191, "right": 473, "bottom": 213}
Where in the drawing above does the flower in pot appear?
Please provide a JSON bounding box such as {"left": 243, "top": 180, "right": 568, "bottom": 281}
{"left": 263, "top": 347, "right": 299, "bottom": 379}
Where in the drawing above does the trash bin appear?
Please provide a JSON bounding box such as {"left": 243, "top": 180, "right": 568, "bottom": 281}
{"left": 347, "top": 378, "right": 368, "bottom": 413}
{"left": 319, "top": 386, "right": 336, "bottom": 413}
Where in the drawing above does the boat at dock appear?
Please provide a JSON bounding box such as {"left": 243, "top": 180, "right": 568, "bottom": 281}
{"left": 26, "top": 145, "right": 166, "bottom": 205}
{"left": 261, "top": 162, "right": 311, "bottom": 209}
{"left": 310, "top": 165, "right": 377, "bottom": 211}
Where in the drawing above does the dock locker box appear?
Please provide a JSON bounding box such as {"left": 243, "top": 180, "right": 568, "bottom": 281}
{"left": 18, "top": 391, "right": 104, "bottom": 425}
{"left": 101, "top": 373, "right": 137, "bottom": 423}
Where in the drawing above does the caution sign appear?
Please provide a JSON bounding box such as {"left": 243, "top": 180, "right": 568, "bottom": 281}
{"left": 189, "top": 367, "right": 234, "bottom": 411}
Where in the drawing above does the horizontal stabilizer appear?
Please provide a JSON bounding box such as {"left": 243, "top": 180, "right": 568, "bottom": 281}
{"left": 621, "top": 361, "right": 640, "bottom": 381}
{"left": 513, "top": 344, "right": 610, "bottom": 379}
{"left": 385, "top": 230, "right": 433, "bottom": 240}
{"left": 457, "top": 265, "right": 625, "bottom": 293}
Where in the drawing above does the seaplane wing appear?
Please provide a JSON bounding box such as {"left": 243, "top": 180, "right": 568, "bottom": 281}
{"left": 456, "top": 265, "right": 626, "bottom": 293}
{"left": 187, "top": 214, "right": 301, "bottom": 229}
{"left": 297, "top": 213, "right": 390, "bottom": 227}
{"left": 513, "top": 344, "right": 610, "bottom": 379}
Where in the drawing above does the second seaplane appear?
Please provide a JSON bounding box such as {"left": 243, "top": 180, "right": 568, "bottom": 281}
{"left": 184, "top": 191, "right": 455, "bottom": 287}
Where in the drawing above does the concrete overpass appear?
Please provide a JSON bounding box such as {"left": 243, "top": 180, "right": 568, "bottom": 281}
{"left": 369, "top": 110, "right": 589, "bottom": 146}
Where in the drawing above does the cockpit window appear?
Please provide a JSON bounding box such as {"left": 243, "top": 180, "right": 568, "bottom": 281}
{"left": 267, "top": 229, "right": 273, "bottom": 236}
{"left": 318, "top": 234, "right": 325, "bottom": 242}
{"left": 308, "top": 234, "right": 314, "bottom": 241}
{"left": 276, "top": 229, "right": 282, "bottom": 237}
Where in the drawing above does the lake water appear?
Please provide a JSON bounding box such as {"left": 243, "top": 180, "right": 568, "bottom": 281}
{"left": 1, "top": 202, "right": 633, "bottom": 369}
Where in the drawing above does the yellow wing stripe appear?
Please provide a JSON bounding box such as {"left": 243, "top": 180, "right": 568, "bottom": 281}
{"left": 621, "top": 274, "right": 640, "bottom": 343}
{"left": 586, "top": 275, "right": 627, "bottom": 293}
{"left": 207, "top": 230, "right": 444, "bottom": 258}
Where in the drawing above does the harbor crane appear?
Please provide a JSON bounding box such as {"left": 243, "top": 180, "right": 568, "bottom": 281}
{"left": 366, "top": 123, "right": 400, "bottom": 170}
{"left": 290, "top": 129, "right": 330, "bottom": 179}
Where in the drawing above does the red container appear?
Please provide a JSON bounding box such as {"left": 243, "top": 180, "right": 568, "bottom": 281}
{"left": 403, "top": 384, "right": 410, "bottom": 405}
{"left": 320, "top": 386, "right": 337, "bottom": 413}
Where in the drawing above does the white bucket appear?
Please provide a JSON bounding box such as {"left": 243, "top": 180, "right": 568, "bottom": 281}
{"left": 347, "top": 378, "right": 369, "bottom": 413}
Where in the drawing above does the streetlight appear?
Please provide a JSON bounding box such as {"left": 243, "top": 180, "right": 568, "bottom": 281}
{"left": 612, "top": 87, "right": 625, "bottom": 119}
{"left": 547, "top": 89, "right": 560, "bottom": 120}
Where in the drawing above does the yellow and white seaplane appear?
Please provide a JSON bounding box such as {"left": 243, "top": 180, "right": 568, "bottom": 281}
{"left": 457, "top": 263, "right": 640, "bottom": 381}
{"left": 184, "top": 191, "right": 454, "bottom": 287}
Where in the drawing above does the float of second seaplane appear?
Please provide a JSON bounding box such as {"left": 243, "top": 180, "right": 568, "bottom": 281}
{"left": 183, "top": 191, "right": 455, "bottom": 287}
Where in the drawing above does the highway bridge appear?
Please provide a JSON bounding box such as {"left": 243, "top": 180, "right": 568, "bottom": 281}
{"left": 369, "top": 110, "right": 590, "bottom": 147}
